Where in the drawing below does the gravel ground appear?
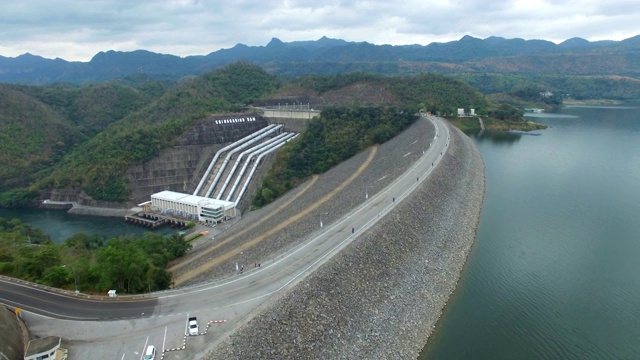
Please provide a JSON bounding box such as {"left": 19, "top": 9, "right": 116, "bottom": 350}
{"left": 187, "top": 118, "right": 485, "bottom": 359}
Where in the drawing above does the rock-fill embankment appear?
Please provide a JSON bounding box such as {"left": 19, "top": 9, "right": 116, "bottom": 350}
{"left": 203, "top": 121, "right": 485, "bottom": 359}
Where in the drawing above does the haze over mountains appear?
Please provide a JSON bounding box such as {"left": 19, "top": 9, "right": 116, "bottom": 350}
{"left": 1, "top": 34, "right": 639, "bottom": 84}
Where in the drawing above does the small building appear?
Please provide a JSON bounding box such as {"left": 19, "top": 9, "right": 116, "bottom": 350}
{"left": 24, "top": 336, "right": 62, "bottom": 360}
{"left": 150, "top": 191, "right": 236, "bottom": 225}
{"left": 457, "top": 108, "right": 475, "bottom": 117}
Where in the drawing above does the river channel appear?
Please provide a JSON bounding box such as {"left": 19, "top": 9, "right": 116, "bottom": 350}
{"left": 0, "top": 208, "right": 175, "bottom": 243}
{"left": 421, "top": 105, "right": 640, "bottom": 359}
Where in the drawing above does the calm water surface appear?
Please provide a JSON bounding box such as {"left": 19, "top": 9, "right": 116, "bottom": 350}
{"left": 0, "top": 208, "right": 175, "bottom": 243}
{"left": 421, "top": 105, "right": 640, "bottom": 359}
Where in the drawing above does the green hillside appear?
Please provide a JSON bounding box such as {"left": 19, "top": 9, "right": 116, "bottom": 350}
{"left": 0, "top": 85, "right": 80, "bottom": 193}
{"left": 455, "top": 73, "right": 640, "bottom": 101}
{"left": 253, "top": 72, "right": 492, "bottom": 206}
{"left": 1, "top": 64, "right": 535, "bottom": 207}
{"left": 41, "top": 62, "right": 279, "bottom": 202}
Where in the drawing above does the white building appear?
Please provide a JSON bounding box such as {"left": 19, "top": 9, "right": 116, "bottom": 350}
{"left": 150, "top": 190, "right": 236, "bottom": 224}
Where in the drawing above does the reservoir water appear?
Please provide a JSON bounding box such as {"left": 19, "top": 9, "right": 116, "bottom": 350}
{"left": 421, "top": 105, "right": 640, "bottom": 359}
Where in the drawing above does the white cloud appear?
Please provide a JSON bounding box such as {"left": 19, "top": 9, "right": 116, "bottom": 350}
{"left": 0, "top": 0, "right": 637, "bottom": 61}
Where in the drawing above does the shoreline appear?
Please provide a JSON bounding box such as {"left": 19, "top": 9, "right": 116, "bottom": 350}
{"left": 203, "top": 120, "right": 485, "bottom": 358}
{"left": 38, "top": 200, "right": 137, "bottom": 218}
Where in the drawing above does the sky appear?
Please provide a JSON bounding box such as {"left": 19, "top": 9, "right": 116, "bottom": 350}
{"left": 1, "top": 0, "right": 638, "bottom": 62}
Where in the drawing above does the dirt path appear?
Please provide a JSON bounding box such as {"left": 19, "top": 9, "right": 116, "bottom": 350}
{"left": 171, "top": 146, "right": 379, "bottom": 286}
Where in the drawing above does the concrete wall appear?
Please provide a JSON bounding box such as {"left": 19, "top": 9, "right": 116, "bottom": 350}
{"left": 126, "top": 115, "right": 269, "bottom": 206}
{"left": 261, "top": 109, "right": 320, "bottom": 119}
{"left": 268, "top": 117, "right": 311, "bottom": 133}
{"left": 0, "top": 306, "right": 25, "bottom": 360}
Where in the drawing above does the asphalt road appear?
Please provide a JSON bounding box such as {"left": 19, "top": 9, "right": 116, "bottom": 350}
{"left": 0, "top": 278, "right": 157, "bottom": 320}
{"left": 2, "top": 115, "right": 450, "bottom": 360}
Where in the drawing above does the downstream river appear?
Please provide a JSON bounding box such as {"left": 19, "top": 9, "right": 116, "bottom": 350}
{"left": 421, "top": 105, "right": 640, "bottom": 359}
{"left": 0, "top": 208, "right": 174, "bottom": 243}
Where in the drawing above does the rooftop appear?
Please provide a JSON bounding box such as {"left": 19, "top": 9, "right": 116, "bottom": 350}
{"left": 152, "top": 190, "right": 234, "bottom": 207}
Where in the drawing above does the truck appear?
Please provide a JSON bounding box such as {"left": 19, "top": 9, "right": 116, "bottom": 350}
{"left": 188, "top": 317, "right": 199, "bottom": 336}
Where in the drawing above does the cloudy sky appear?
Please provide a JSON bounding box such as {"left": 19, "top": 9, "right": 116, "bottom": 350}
{"left": 1, "top": 0, "right": 638, "bottom": 61}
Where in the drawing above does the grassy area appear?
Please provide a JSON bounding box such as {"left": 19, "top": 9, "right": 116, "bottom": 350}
{"left": 448, "top": 116, "right": 547, "bottom": 132}
{"left": 563, "top": 99, "right": 624, "bottom": 106}
{"left": 447, "top": 117, "right": 482, "bottom": 131}
{"left": 482, "top": 117, "right": 547, "bottom": 131}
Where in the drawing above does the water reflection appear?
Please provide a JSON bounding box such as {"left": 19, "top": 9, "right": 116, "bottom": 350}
{"left": 463, "top": 129, "right": 524, "bottom": 146}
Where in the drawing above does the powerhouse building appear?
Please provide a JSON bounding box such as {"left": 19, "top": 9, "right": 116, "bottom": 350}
{"left": 150, "top": 190, "right": 236, "bottom": 224}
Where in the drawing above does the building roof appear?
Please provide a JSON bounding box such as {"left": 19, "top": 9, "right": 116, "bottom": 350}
{"left": 152, "top": 191, "right": 234, "bottom": 208}
{"left": 25, "top": 336, "right": 61, "bottom": 356}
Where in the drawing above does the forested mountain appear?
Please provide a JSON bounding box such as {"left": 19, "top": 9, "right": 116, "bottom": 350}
{"left": 0, "top": 65, "right": 495, "bottom": 207}
{"left": 0, "top": 79, "right": 171, "bottom": 202}
{"left": 1, "top": 34, "right": 639, "bottom": 84}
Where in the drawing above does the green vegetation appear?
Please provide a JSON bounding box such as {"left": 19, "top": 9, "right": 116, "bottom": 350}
{"left": 455, "top": 73, "right": 640, "bottom": 102}
{"left": 0, "top": 217, "right": 190, "bottom": 294}
{"left": 0, "top": 62, "right": 280, "bottom": 203}
{"left": 253, "top": 106, "right": 416, "bottom": 206}
{"left": 1, "top": 65, "right": 547, "bottom": 207}
{"left": 0, "top": 84, "right": 81, "bottom": 195}
{"left": 43, "top": 62, "right": 278, "bottom": 201}
{"left": 253, "top": 72, "right": 497, "bottom": 207}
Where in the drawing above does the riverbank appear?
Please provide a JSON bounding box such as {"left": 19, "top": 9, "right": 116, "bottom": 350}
{"left": 448, "top": 116, "right": 547, "bottom": 132}
{"left": 38, "top": 200, "right": 136, "bottom": 217}
{"left": 203, "top": 121, "right": 485, "bottom": 359}
{"left": 563, "top": 99, "right": 624, "bottom": 106}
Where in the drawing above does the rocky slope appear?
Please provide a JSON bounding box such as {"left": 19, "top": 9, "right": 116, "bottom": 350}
{"left": 197, "top": 120, "right": 485, "bottom": 358}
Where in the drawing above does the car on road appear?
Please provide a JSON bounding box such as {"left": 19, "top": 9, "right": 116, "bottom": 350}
{"left": 143, "top": 345, "right": 156, "bottom": 360}
{"left": 188, "top": 316, "right": 199, "bottom": 336}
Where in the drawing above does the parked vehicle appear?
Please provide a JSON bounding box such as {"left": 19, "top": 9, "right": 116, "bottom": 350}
{"left": 143, "top": 345, "right": 156, "bottom": 360}
{"left": 188, "top": 317, "right": 199, "bottom": 336}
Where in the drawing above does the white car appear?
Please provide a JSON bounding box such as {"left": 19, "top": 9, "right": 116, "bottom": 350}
{"left": 188, "top": 317, "right": 199, "bottom": 336}
{"left": 143, "top": 345, "right": 156, "bottom": 360}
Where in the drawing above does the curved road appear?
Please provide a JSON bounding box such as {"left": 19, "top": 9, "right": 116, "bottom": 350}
{"left": 0, "top": 116, "right": 450, "bottom": 359}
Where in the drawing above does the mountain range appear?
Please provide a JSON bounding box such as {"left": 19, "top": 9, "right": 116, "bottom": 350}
{"left": 1, "top": 34, "right": 639, "bottom": 84}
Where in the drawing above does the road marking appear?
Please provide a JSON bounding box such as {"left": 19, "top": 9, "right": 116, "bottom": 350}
{"left": 139, "top": 336, "right": 149, "bottom": 360}
{"left": 161, "top": 326, "right": 167, "bottom": 360}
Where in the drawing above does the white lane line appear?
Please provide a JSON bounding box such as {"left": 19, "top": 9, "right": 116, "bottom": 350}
{"left": 162, "top": 326, "right": 167, "bottom": 355}
{"left": 139, "top": 336, "right": 149, "bottom": 360}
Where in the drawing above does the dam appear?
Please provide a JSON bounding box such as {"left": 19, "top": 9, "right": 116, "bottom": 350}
{"left": 125, "top": 110, "right": 308, "bottom": 228}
